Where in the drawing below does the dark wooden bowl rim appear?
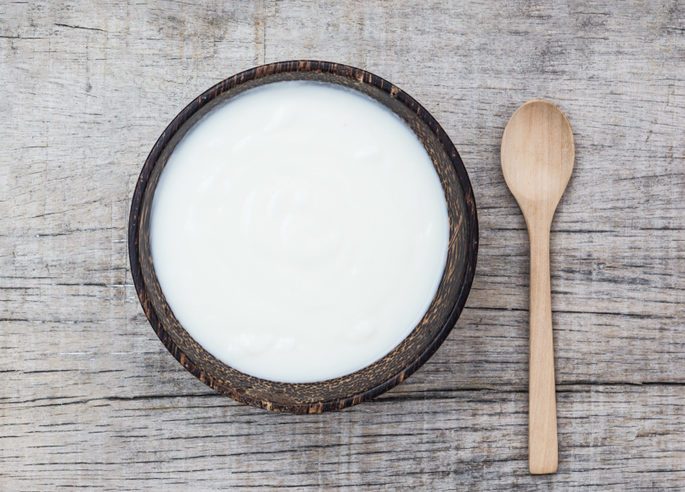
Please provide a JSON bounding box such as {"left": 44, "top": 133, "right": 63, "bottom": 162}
{"left": 128, "top": 60, "right": 478, "bottom": 413}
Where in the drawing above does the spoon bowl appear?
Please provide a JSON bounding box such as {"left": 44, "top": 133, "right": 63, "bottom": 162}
{"left": 502, "top": 100, "right": 574, "bottom": 221}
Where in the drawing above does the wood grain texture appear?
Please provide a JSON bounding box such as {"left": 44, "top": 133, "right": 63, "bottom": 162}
{"left": 0, "top": 0, "right": 683, "bottom": 489}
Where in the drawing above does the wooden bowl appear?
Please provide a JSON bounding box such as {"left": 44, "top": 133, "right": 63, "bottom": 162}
{"left": 128, "top": 60, "right": 478, "bottom": 413}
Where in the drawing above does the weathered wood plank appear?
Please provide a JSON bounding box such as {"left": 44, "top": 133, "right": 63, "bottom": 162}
{"left": 0, "top": 385, "right": 683, "bottom": 490}
{"left": 1, "top": 0, "right": 683, "bottom": 489}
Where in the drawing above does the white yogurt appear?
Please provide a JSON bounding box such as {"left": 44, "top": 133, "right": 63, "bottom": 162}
{"left": 150, "top": 81, "right": 449, "bottom": 383}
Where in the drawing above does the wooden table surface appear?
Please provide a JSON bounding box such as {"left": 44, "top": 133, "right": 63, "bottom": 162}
{"left": 1, "top": 1, "right": 683, "bottom": 490}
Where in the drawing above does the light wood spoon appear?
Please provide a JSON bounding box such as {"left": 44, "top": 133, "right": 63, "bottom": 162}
{"left": 501, "top": 100, "right": 574, "bottom": 475}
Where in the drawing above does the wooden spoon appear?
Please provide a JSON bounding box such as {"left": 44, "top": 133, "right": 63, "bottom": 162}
{"left": 501, "top": 100, "right": 574, "bottom": 474}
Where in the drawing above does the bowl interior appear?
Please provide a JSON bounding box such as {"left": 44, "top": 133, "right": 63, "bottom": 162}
{"left": 129, "top": 61, "right": 477, "bottom": 413}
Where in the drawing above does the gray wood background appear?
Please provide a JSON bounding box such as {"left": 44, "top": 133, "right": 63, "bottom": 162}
{"left": 1, "top": 1, "right": 683, "bottom": 490}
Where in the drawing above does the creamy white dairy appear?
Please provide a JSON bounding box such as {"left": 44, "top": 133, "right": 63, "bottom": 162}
{"left": 150, "top": 81, "right": 449, "bottom": 383}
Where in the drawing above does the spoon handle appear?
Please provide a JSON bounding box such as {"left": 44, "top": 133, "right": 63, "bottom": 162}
{"left": 528, "top": 221, "right": 558, "bottom": 474}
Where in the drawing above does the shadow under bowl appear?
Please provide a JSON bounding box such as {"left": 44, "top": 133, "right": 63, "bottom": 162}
{"left": 128, "top": 60, "right": 478, "bottom": 413}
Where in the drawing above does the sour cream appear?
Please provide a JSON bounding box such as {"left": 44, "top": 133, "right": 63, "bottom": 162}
{"left": 150, "top": 81, "right": 449, "bottom": 383}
